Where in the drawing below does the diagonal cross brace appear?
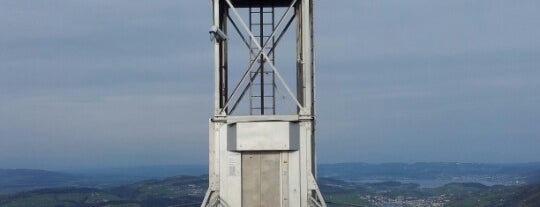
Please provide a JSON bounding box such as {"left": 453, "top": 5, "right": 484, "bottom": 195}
{"left": 220, "top": 0, "right": 300, "bottom": 113}
{"left": 220, "top": 0, "right": 302, "bottom": 114}
{"left": 228, "top": 15, "right": 296, "bottom": 114}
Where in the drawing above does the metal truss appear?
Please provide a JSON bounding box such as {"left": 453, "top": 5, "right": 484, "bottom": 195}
{"left": 219, "top": 0, "right": 302, "bottom": 115}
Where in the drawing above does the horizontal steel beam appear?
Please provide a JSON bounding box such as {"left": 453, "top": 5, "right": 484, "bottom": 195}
{"left": 228, "top": 0, "right": 294, "bottom": 8}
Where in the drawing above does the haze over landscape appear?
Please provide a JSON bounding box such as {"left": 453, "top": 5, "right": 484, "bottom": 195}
{"left": 1, "top": 0, "right": 539, "bottom": 171}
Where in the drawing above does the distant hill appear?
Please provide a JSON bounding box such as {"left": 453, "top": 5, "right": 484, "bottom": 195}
{"left": 0, "top": 169, "right": 82, "bottom": 195}
{"left": 527, "top": 169, "right": 540, "bottom": 184}
{"left": 434, "top": 182, "right": 540, "bottom": 207}
{"left": 318, "top": 162, "right": 540, "bottom": 184}
{"left": 2, "top": 175, "right": 540, "bottom": 207}
{"left": 0, "top": 187, "right": 125, "bottom": 207}
{"left": 319, "top": 177, "right": 540, "bottom": 207}
{"left": 70, "top": 165, "right": 207, "bottom": 179}
{"left": 0, "top": 176, "right": 206, "bottom": 207}
{"left": 2, "top": 162, "right": 539, "bottom": 196}
{"left": 0, "top": 165, "right": 208, "bottom": 195}
{"left": 506, "top": 183, "right": 540, "bottom": 207}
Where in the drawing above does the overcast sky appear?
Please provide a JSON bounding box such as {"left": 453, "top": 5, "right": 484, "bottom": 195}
{"left": 1, "top": 0, "right": 539, "bottom": 170}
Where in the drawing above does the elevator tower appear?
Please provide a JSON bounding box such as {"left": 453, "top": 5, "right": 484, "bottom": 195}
{"left": 202, "top": 0, "right": 326, "bottom": 206}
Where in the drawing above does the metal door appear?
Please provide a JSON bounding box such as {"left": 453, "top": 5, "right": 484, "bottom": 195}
{"left": 242, "top": 152, "right": 281, "bottom": 207}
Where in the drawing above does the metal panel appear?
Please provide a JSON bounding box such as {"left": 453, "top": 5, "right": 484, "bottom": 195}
{"left": 218, "top": 123, "right": 242, "bottom": 206}
{"left": 281, "top": 152, "right": 289, "bottom": 207}
{"left": 209, "top": 122, "right": 219, "bottom": 191}
{"left": 242, "top": 152, "right": 261, "bottom": 206}
{"left": 287, "top": 150, "right": 300, "bottom": 207}
{"left": 260, "top": 153, "right": 281, "bottom": 207}
{"left": 228, "top": 121, "right": 299, "bottom": 151}
{"left": 299, "top": 122, "right": 309, "bottom": 206}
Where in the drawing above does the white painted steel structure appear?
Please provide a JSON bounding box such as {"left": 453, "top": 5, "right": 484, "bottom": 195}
{"left": 202, "top": 0, "right": 326, "bottom": 206}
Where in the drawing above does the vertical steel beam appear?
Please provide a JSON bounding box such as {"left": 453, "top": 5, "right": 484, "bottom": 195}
{"left": 213, "top": 0, "right": 221, "bottom": 115}
{"left": 300, "top": 0, "right": 313, "bottom": 116}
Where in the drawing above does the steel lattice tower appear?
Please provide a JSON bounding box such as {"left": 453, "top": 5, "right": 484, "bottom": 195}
{"left": 202, "top": 0, "right": 326, "bottom": 206}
